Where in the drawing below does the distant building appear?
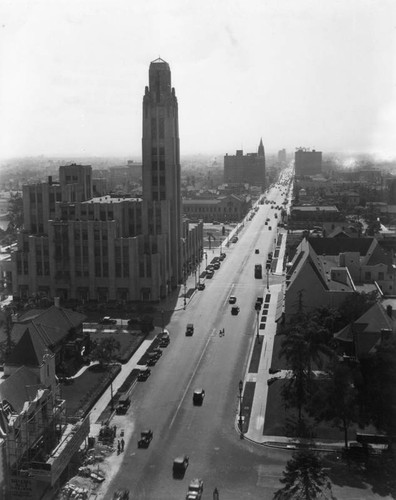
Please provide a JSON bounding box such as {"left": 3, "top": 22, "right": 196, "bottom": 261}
{"left": 295, "top": 148, "right": 322, "bottom": 176}
{"left": 11, "top": 59, "right": 203, "bottom": 302}
{"left": 224, "top": 139, "right": 266, "bottom": 190}
{"left": 278, "top": 149, "right": 287, "bottom": 163}
{"left": 183, "top": 194, "right": 251, "bottom": 223}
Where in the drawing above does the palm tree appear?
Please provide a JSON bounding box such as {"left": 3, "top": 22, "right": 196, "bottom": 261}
{"left": 274, "top": 450, "right": 336, "bottom": 500}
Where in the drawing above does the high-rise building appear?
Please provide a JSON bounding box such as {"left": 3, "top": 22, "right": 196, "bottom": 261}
{"left": 278, "top": 149, "right": 287, "bottom": 163}
{"left": 294, "top": 148, "right": 322, "bottom": 176}
{"left": 223, "top": 139, "right": 266, "bottom": 189}
{"left": 142, "top": 58, "right": 182, "bottom": 287}
{"left": 11, "top": 59, "right": 203, "bottom": 302}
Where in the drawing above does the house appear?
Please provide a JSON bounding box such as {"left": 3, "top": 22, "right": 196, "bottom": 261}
{"left": 10, "top": 304, "right": 88, "bottom": 373}
{"left": 284, "top": 237, "right": 395, "bottom": 322}
{"left": 334, "top": 301, "right": 395, "bottom": 359}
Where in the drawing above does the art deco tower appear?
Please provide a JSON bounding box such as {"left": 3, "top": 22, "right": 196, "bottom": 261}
{"left": 141, "top": 58, "right": 182, "bottom": 288}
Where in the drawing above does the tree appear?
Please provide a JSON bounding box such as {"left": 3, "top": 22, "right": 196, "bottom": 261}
{"left": 308, "top": 358, "right": 362, "bottom": 448}
{"left": 359, "top": 340, "right": 396, "bottom": 441}
{"left": 91, "top": 337, "right": 120, "bottom": 367}
{"left": 274, "top": 450, "right": 336, "bottom": 500}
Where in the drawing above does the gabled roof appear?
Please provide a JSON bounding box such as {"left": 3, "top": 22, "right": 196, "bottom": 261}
{"left": 6, "top": 328, "right": 48, "bottom": 367}
{"left": 15, "top": 305, "right": 86, "bottom": 347}
{"left": 0, "top": 366, "right": 42, "bottom": 414}
{"left": 334, "top": 301, "right": 395, "bottom": 355}
{"left": 308, "top": 237, "right": 374, "bottom": 256}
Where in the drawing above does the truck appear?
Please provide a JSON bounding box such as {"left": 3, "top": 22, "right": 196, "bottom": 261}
{"left": 254, "top": 264, "right": 262, "bottom": 279}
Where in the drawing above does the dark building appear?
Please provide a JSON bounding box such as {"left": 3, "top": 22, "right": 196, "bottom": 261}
{"left": 224, "top": 139, "right": 266, "bottom": 190}
{"left": 278, "top": 149, "right": 287, "bottom": 163}
{"left": 294, "top": 148, "right": 322, "bottom": 176}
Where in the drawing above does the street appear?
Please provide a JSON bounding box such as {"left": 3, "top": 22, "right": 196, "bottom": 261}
{"left": 105, "top": 184, "right": 291, "bottom": 499}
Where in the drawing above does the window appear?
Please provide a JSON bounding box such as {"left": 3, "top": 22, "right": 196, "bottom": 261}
{"left": 365, "top": 271, "right": 371, "bottom": 281}
{"left": 378, "top": 272, "right": 384, "bottom": 280}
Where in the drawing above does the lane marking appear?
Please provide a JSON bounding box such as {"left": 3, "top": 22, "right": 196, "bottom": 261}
{"left": 169, "top": 328, "right": 216, "bottom": 430}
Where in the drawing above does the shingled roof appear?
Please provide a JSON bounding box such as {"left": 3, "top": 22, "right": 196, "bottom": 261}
{"left": 13, "top": 305, "right": 86, "bottom": 348}
{"left": 6, "top": 328, "right": 48, "bottom": 367}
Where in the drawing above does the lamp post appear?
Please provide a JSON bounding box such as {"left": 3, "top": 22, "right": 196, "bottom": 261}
{"left": 183, "top": 279, "right": 187, "bottom": 310}
{"left": 204, "top": 252, "right": 208, "bottom": 270}
{"left": 256, "top": 308, "right": 260, "bottom": 342}
{"left": 161, "top": 309, "right": 164, "bottom": 333}
{"left": 238, "top": 379, "right": 244, "bottom": 438}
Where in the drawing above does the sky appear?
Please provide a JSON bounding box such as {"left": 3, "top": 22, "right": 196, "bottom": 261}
{"left": 0, "top": 0, "right": 396, "bottom": 160}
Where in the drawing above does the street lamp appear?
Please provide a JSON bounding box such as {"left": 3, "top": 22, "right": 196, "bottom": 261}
{"left": 238, "top": 379, "right": 244, "bottom": 438}
{"left": 161, "top": 309, "right": 164, "bottom": 333}
{"left": 204, "top": 252, "right": 208, "bottom": 270}
{"left": 183, "top": 279, "right": 187, "bottom": 310}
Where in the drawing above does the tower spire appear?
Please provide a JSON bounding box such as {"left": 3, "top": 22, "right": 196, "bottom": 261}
{"left": 258, "top": 138, "right": 264, "bottom": 157}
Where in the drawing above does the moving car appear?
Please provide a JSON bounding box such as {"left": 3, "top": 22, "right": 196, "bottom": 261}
{"left": 186, "top": 478, "right": 204, "bottom": 500}
{"left": 229, "top": 296, "right": 237, "bottom": 304}
{"left": 192, "top": 388, "right": 205, "bottom": 406}
{"left": 173, "top": 455, "right": 189, "bottom": 476}
{"left": 255, "top": 249, "right": 259, "bottom": 254}
{"left": 186, "top": 323, "right": 194, "bottom": 336}
{"left": 231, "top": 306, "right": 240, "bottom": 315}
{"left": 138, "top": 429, "right": 153, "bottom": 448}
{"left": 137, "top": 368, "right": 151, "bottom": 381}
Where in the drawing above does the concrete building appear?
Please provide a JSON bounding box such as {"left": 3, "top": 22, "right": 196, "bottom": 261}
{"left": 224, "top": 139, "right": 266, "bottom": 189}
{"left": 278, "top": 149, "right": 287, "bottom": 163}
{"left": 294, "top": 148, "right": 322, "bottom": 177}
{"left": 11, "top": 59, "right": 203, "bottom": 302}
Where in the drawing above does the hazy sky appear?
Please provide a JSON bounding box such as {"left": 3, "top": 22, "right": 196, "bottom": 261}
{"left": 1, "top": 0, "right": 395, "bottom": 159}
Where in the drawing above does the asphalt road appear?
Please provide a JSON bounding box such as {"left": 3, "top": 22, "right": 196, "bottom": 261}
{"left": 106, "top": 181, "right": 292, "bottom": 499}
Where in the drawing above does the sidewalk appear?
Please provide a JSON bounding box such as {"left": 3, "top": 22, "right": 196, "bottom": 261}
{"left": 239, "top": 227, "right": 348, "bottom": 452}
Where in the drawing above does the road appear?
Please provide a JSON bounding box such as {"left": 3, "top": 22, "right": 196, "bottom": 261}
{"left": 106, "top": 180, "right": 292, "bottom": 499}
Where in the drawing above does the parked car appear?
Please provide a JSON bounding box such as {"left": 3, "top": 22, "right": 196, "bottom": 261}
{"left": 231, "top": 306, "right": 240, "bottom": 315}
{"left": 100, "top": 316, "right": 117, "bottom": 325}
{"left": 197, "top": 283, "right": 205, "bottom": 290}
{"left": 219, "top": 252, "right": 226, "bottom": 260}
{"left": 186, "top": 323, "right": 194, "bottom": 336}
{"left": 116, "top": 394, "right": 131, "bottom": 415}
{"left": 192, "top": 388, "right": 205, "bottom": 406}
{"left": 138, "top": 429, "right": 153, "bottom": 448}
{"left": 255, "top": 249, "right": 259, "bottom": 254}
{"left": 137, "top": 368, "right": 151, "bottom": 381}
{"left": 206, "top": 271, "right": 214, "bottom": 279}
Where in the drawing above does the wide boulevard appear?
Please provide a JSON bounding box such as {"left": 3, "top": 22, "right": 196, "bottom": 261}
{"left": 106, "top": 180, "right": 291, "bottom": 499}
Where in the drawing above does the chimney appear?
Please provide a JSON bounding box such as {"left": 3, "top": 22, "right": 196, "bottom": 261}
{"left": 386, "top": 305, "right": 392, "bottom": 318}
{"left": 54, "top": 297, "right": 60, "bottom": 308}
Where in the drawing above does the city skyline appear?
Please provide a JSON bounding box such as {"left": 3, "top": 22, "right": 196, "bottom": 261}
{"left": 1, "top": 0, "right": 396, "bottom": 160}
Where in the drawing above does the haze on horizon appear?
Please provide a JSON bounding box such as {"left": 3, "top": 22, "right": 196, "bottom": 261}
{"left": 0, "top": 0, "right": 395, "bottom": 162}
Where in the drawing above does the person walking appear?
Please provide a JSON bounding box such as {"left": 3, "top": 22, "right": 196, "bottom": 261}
{"left": 121, "top": 438, "right": 125, "bottom": 452}
{"left": 117, "top": 440, "right": 121, "bottom": 455}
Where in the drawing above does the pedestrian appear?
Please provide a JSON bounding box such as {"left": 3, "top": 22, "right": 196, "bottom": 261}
{"left": 223, "top": 328, "right": 225, "bottom": 336}
{"left": 121, "top": 438, "right": 125, "bottom": 452}
{"left": 117, "top": 440, "right": 121, "bottom": 455}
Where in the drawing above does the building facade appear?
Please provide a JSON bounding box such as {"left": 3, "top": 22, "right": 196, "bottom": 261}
{"left": 11, "top": 59, "right": 203, "bottom": 302}
{"left": 294, "top": 148, "right": 322, "bottom": 177}
{"left": 224, "top": 139, "right": 266, "bottom": 189}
